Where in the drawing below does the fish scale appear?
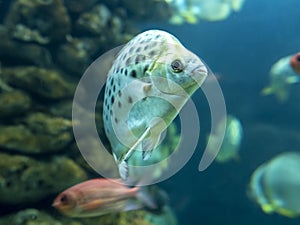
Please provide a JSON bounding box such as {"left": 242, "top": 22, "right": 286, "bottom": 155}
{"left": 103, "top": 29, "right": 209, "bottom": 181}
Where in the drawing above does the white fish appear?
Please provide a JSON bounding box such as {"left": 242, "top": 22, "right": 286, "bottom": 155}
{"left": 207, "top": 115, "right": 243, "bottom": 163}
{"left": 103, "top": 29, "right": 209, "bottom": 180}
{"left": 248, "top": 152, "right": 300, "bottom": 218}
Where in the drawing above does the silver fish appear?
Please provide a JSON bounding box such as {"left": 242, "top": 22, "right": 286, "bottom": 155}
{"left": 103, "top": 29, "right": 209, "bottom": 180}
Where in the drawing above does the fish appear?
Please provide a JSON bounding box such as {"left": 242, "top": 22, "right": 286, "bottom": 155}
{"left": 52, "top": 178, "right": 164, "bottom": 218}
{"left": 261, "top": 52, "right": 300, "bottom": 102}
{"left": 166, "top": 0, "right": 246, "bottom": 24}
{"left": 248, "top": 152, "right": 300, "bottom": 218}
{"left": 207, "top": 115, "right": 243, "bottom": 163}
{"left": 103, "top": 29, "right": 209, "bottom": 180}
{"left": 290, "top": 52, "right": 300, "bottom": 74}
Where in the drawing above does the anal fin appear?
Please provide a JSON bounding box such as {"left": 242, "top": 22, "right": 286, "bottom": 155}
{"left": 119, "top": 160, "right": 129, "bottom": 180}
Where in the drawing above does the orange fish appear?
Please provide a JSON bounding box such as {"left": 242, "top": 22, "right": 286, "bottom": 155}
{"left": 290, "top": 52, "right": 300, "bottom": 75}
{"left": 52, "top": 178, "right": 162, "bottom": 218}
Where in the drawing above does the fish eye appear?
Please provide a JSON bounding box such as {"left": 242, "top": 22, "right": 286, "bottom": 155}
{"left": 171, "top": 59, "right": 184, "bottom": 73}
{"left": 60, "top": 194, "right": 69, "bottom": 204}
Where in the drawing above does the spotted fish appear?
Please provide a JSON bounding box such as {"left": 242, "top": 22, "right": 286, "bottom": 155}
{"left": 103, "top": 29, "right": 209, "bottom": 180}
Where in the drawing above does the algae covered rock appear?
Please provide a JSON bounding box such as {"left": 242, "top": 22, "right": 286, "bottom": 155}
{"left": 0, "top": 153, "right": 87, "bottom": 205}
{"left": 0, "top": 25, "right": 52, "bottom": 67}
{"left": 0, "top": 90, "right": 31, "bottom": 118}
{"left": 75, "top": 4, "right": 112, "bottom": 36}
{"left": 55, "top": 37, "right": 99, "bottom": 76}
{"left": 64, "top": 0, "right": 98, "bottom": 13}
{"left": 0, "top": 113, "right": 73, "bottom": 154}
{"left": 4, "top": 0, "right": 71, "bottom": 43}
{"left": 0, "top": 208, "right": 82, "bottom": 225}
{"left": 1, "top": 66, "right": 75, "bottom": 99}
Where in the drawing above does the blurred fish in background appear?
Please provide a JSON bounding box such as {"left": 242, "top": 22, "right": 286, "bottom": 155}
{"left": 207, "top": 115, "right": 243, "bottom": 163}
{"left": 261, "top": 52, "right": 300, "bottom": 102}
{"left": 248, "top": 152, "right": 300, "bottom": 218}
{"left": 164, "top": 0, "right": 246, "bottom": 24}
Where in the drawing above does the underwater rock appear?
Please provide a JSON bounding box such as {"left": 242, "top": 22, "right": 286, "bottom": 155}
{"left": 74, "top": 4, "right": 131, "bottom": 49}
{"left": 0, "top": 25, "right": 52, "bottom": 67}
{"left": 55, "top": 36, "right": 100, "bottom": 77}
{"left": 75, "top": 4, "right": 112, "bottom": 36}
{"left": 0, "top": 113, "right": 73, "bottom": 154}
{"left": 0, "top": 90, "right": 32, "bottom": 118}
{"left": 0, "top": 209, "right": 67, "bottom": 225}
{"left": 4, "top": 0, "right": 71, "bottom": 43}
{"left": 0, "top": 153, "right": 87, "bottom": 204}
{"left": 11, "top": 24, "right": 50, "bottom": 44}
{"left": 119, "top": 0, "right": 172, "bottom": 22}
{"left": 58, "top": 206, "right": 178, "bottom": 225}
{"left": 1, "top": 66, "right": 75, "bottom": 100}
{"left": 64, "top": 0, "right": 98, "bottom": 13}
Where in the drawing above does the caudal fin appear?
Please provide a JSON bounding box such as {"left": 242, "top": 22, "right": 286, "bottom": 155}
{"left": 137, "top": 185, "right": 169, "bottom": 214}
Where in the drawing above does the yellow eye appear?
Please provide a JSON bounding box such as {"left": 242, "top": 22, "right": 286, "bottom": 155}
{"left": 171, "top": 59, "right": 184, "bottom": 73}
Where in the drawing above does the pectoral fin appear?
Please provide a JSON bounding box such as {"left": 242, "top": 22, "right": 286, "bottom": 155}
{"left": 119, "top": 160, "right": 129, "bottom": 181}
{"left": 118, "top": 126, "right": 151, "bottom": 180}
{"left": 142, "top": 117, "right": 167, "bottom": 160}
{"left": 142, "top": 132, "right": 162, "bottom": 160}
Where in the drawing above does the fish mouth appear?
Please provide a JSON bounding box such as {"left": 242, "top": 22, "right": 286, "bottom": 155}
{"left": 192, "top": 65, "right": 208, "bottom": 76}
{"left": 191, "top": 65, "right": 208, "bottom": 85}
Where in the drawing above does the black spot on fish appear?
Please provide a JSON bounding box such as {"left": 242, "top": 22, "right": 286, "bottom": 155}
{"left": 110, "top": 78, "right": 114, "bottom": 86}
{"left": 124, "top": 69, "right": 128, "bottom": 76}
{"left": 114, "top": 117, "right": 118, "bottom": 124}
{"left": 113, "top": 84, "right": 116, "bottom": 92}
{"left": 111, "top": 96, "right": 115, "bottom": 104}
{"left": 136, "top": 47, "right": 141, "bottom": 53}
{"left": 108, "top": 89, "right": 111, "bottom": 97}
{"left": 110, "top": 109, "right": 113, "bottom": 116}
{"left": 130, "top": 70, "right": 137, "bottom": 78}
{"left": 149, "top": 50, "right": 156, "bottom": 56}
{"left": 144, "top": 45, "right": 148, "bottom": 51}
{"left": 118, "top": 101, "right": 122, "bottom": 108}
{"left": 135, "top": 55, "right": 145, "bottom": 64}
{"left": 129, "top": 47, "right": 134, "bottom": 54}
{"left": 149, "top": 42, "right": 157, "bottom": 48}
{"left": 126, "top": 57, "right": 132, "bottom": 66}
{"left": 143, "top": 65, "right": 149, "bottom": 74}
{"left": 128, "top": 96, "right": 133, "bottom": 104}
{"left": 120, "top": 68, "right": 123, "bottom": 74}
{"left": 118, "top": 90, "right": 122, "bottom": 97}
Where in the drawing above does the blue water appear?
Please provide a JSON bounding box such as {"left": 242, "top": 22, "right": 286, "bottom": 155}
{"left": 140, "top": 1, "right": 300, "bottom": 225}
{"left": 1, "top": 0, "right": 300, "bottom": 224}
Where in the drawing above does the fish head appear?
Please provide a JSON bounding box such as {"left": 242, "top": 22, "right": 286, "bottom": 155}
{"left": 52, "top": 191, "right": 77, "bottom": 215}
{"left": 290, "top": 52, "right": 300, "bottom": 75}
{"left": 151, "top": 41, "right": 208, "bottom": 96}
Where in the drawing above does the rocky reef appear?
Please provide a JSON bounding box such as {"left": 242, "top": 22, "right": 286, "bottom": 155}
{"left": 0, "top": 0, "right": 178, "bottom": 224}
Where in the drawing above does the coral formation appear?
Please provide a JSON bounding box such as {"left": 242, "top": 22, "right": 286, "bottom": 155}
{"left": 0, "top": 113, "right": 73, "bottom": 154}
{"left": 0, "top": 153, "right": 87, "bottom": 204}
{"left": 1, "top": 67, "right": 75, "bottom": 99}
{"left": 0, "top": 0, "right": 179, "bottom": 224}
{"left": 4, "top": 0, "right": 71, "bottom": 43}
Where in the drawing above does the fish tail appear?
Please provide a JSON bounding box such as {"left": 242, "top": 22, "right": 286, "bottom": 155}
{"left": 137, "top": 185, "right": 169, "bottom": 214}
{"left": 261, "top": 86, "right": 273, "bottom": 96}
